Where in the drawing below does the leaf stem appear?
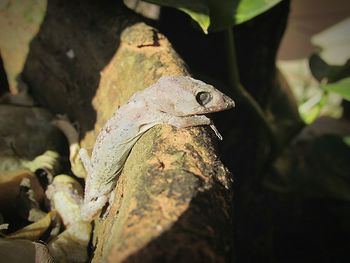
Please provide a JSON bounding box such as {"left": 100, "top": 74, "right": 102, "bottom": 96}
{"left": 224, "top": 28, "right": 278, "bottom": 159}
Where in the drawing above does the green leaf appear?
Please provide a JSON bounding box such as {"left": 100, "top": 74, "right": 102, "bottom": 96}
{"left": 143, "top": 0, "right": 282, "bottom": 33}
{"left": 234, "top": 0, "right": 282, "bottom": 24}
{"left": 323, "top": 77, "right": 350, "bottom": 101}
{"left": 179, "top": 7, "right": 210, "bottom": 33}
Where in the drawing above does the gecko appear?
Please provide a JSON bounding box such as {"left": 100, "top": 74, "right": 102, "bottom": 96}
{"left": 79, "top": 76, "right": 235, "bottom": 221}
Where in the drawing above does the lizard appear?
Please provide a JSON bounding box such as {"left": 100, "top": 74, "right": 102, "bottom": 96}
{"left": 79, "top": 76, "right": 235, "bottom": 221}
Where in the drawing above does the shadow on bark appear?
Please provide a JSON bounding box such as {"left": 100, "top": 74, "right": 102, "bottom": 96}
{"left": 122, "top": 187, "right": 234, "bottom": 263}
{"left": 22, "top": 0, "right": 140, "bottom": 137}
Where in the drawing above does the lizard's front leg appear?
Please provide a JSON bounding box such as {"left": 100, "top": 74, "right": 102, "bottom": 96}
{"left": 164, "top": 115, "right": 223, "bottom": 139}
{"left": 165, "top": 115, "right": 211, "bottom": 128}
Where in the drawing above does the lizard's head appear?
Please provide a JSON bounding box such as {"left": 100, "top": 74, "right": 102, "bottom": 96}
{"left": 152, "top": 76, "right": 235, "bottom": 116}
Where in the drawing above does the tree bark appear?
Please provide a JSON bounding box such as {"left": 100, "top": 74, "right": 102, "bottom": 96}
{"left": 22, "top": 1, "right": 235, "bottom": 262}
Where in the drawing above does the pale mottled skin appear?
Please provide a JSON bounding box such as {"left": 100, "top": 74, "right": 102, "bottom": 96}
{"left": 79, "top": 76, "right": 235, "bottom": 221}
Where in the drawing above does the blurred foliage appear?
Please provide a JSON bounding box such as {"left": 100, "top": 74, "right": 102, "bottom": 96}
{"left": 324, "top": 77, "right": 350, "bottom": 101}
{"left": 309, "top": 54, "right": 350, "bottom": 83}
{"left": 297, "top": 54, "right": 350, "bottom": 124}
{"left": 309, "top": 54, "right": 350, "bottom": 102}
{"left": 298, "top": 90, "right": 328, "bottom": 124}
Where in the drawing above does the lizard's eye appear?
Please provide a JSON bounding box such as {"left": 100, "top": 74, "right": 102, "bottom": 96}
{"left": 196, "top": 92, "right": 212, "bottom": 106}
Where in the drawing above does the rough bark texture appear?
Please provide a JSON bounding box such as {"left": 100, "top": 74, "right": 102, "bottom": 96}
{"left": 93, "top": 125, "right": 233, "bottom": 262}
{"left": 22, "top": 1, "right": 234, "bottom": 262}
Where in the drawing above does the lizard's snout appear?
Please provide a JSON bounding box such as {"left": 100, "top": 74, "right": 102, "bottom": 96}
{"left": 222, "top": 94, "right": 235, "bottom": 109}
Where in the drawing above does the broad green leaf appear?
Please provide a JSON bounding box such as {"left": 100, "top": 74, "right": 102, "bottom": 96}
{"left": 323, "top": 77, "right": 350, "bottom": 101}
{"left": 234, "top": 0, "right": 282, "bottom": 25}
{"left": 179, "top": 7, "right": 210, "bottom": 33}
{"left": 144, "top": 0, "right": 282, "bottom": 33}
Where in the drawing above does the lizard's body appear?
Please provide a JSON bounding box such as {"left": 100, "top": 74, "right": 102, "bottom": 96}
{"left": 79, "top": 76, "right": 235, "bottom": 221}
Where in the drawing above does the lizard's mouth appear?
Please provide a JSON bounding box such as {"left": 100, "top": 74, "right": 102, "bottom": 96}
{"left": 222, "top": 93, "right": 236, "bottom": 108}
